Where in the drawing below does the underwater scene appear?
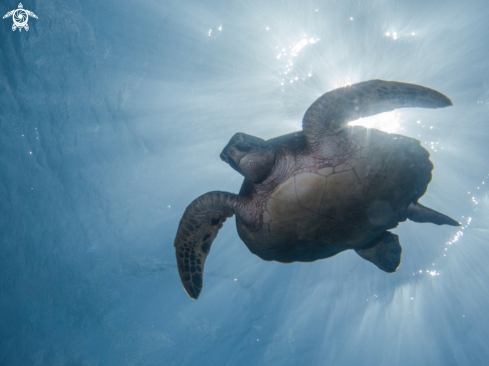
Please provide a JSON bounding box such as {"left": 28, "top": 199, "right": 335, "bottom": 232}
{"left": 1, "top": 0, "right": 488, "bottom": 365}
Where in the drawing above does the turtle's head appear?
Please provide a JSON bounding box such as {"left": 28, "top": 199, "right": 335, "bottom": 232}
{"left": 220, "top": 133, "right": 276, "bottom": 183}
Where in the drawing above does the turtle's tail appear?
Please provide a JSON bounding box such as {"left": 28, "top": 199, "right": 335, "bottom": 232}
{"left": 406, "top": 202, "right": 460, "bottom": 226}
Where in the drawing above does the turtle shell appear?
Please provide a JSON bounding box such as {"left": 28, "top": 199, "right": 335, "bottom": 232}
{"left": 255, "top": 129, "right": 432, "bottom": 262}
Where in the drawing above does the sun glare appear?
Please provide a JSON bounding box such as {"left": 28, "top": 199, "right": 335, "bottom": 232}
{"left": 275, "top": 35, "right": 321, "bottom": 88}
{"left": 348, "top": 111, "right": 402, "bottom": 134}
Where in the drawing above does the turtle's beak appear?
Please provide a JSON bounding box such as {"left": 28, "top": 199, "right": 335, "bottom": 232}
{"left": 220, "top": 132, "right": 275, "bottom": 181}
{"left": 220, "top": 144, "right": 248, "bottom": 172}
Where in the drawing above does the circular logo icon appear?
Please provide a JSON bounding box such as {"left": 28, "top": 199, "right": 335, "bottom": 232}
{"left": 13, "top": 9, "right": 28, "bottom": 28}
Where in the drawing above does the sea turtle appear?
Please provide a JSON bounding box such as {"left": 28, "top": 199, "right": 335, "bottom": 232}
{"left": 174, "top": 79, "right": 460, "bottom": 300}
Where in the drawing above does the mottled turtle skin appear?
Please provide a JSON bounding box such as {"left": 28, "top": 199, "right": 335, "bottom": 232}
{"left": 235, "top": 127, "right": 432, "bottom": 263}
{"left": 174, "top": 80, "right": 459, "bottom": 300}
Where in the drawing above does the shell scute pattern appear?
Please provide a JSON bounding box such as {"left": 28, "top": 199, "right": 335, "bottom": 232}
{"left": 317, "top": 167, "right": 334, "bottom": 176}
{"left": 353, "top": 158, "right": 370, "bottom": 179}
{"left": 263, "top": 132, "right": 424, "bottom": 242}
{"left": 294, "top": 173, "right": 326, "bottom": 212}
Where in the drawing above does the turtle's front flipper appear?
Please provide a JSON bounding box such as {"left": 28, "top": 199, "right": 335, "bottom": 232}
{"left": 302, "top": 80, "right": 452, "bottom": 143}
{"left": 174, "top": 191, "right": 240, "bottom": 300}
{"left": 3, "top": 10, "right": 15, "bottom": 19}
{"left": 355, "top": 232, "right": 402, "bottom": 273}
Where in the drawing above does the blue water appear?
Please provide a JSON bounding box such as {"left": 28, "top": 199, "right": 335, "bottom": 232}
{"left": 1, "top": 0, "right": 488, "bottom": 365}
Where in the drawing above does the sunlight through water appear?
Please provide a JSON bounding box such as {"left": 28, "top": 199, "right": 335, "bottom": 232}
{"left": 349, "top": 111, "right": 403, "bottom": 133}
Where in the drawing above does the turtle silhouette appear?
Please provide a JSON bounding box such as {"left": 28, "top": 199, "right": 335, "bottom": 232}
{"left": 3, "top": 3, "right": 38, "bottom": 32}
{"left": 174, "top": 80, "right": 460, "bottom": 300}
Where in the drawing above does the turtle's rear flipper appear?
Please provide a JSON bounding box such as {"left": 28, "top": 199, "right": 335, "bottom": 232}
{"left": 174, "top": 191, "right": 240, "bottom": 300}
{"left": 406, "top": 202, "right": 460, "bottom": 226}
{"left": 355, "top": 232, "right": 402, "bottom": 273}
